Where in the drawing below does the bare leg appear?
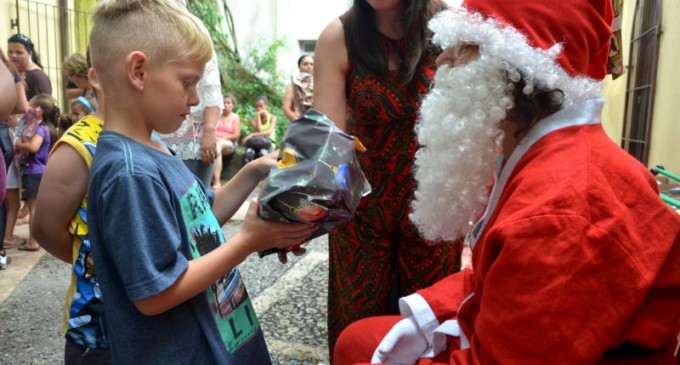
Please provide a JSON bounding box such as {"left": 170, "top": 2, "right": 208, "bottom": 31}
{"left": 3, "top": 189, "right": 20, "bottom": 241}
{"left": 212, "top": 150, "right": 223, "bottom": 188}
{"left": 23, "top": 197, "right": 40, "bottom": 250}
{"left": 213, "top": 141, "right": 234, "bottom": 188}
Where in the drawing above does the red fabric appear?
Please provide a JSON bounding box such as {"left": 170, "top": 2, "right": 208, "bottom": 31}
{"left": 417, "top": 124, "right": 680, "bottom": 364}
{"left": 339, "top": 124, "right": 680, "bottom": 364}
{"left": 462, "top": 0, "right": 613, "bottom": 79}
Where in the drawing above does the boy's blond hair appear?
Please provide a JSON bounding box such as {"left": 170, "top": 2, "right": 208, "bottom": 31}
{"left": 89, "top": 0, "right": 213, "bottom": 84}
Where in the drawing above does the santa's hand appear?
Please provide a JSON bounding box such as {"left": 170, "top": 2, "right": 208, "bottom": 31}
{"left": 371, "top": 316, "right": 428, "bottom": 365}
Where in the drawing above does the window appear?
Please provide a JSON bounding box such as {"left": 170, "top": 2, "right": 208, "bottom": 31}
{"left": 621, "top": 0, "right": 662, "bottom": 164}
{"left": 298, "top": 40, "right": 317, "bottom": 56}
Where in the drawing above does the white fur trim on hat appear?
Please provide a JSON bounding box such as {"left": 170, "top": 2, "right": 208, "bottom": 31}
{"left": 429, "top": 8, "right": 602, "bottom": 105}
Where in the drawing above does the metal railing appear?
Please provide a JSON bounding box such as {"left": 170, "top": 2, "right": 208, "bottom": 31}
{"left": 11, "top": 0, "right": 92, "bottom": 110}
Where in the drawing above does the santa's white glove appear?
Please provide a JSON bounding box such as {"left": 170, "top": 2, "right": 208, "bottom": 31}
{"left": 370, "top": 316, "right": 428, "bottom": 365}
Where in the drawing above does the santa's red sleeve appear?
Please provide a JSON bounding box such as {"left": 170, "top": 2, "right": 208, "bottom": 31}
{"left": 398, "top": 269, "right": 475, "bottom": 357}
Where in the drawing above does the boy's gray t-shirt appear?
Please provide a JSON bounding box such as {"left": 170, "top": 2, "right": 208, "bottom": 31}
{"left": 88, "top": 131, "right": 271, "bottom": 365}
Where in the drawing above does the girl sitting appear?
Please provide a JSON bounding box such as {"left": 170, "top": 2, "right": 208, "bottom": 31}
{"left": 243, "top": 96, "right": 277, "bottom": 163}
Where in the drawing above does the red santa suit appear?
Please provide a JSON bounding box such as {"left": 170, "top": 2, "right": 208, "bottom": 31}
{"left": 337, "top": 98, "right": 680, "bottom": 364}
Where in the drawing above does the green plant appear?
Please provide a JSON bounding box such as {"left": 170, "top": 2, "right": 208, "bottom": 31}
{"left": 188, "top": 0, "right": 290, "bottom": 145}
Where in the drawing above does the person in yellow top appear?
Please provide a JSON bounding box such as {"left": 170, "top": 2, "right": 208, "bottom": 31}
{"left": 242, "top": 95, "right": 277, "bottom": 162}
{"left": 33, "top": 109, "right": 111, "bottom": 363}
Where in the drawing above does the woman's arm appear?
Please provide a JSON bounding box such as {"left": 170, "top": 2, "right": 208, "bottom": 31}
{"left": 313, "top": 19, "right": 349, "bottom": 131}
{"left": 13, "top": 80, "right": 29, "bottom": 114}
{"left": 263, "top": 115, "right": 277, "bottom": 136}
{"left": 245, "top": 114, "right": 277, "bottom": 138}
{"left": 228, "top": 116, "right": 241, "bottom": 141}
{"left": 282, "top": 82, "right": 298, "bottom": 121}
{"left": 0, "top": 62, "right": 17, "bottom": 120}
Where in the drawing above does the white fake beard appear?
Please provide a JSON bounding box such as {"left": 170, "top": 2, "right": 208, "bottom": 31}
{"left": 410, "top": 55, "right": 514, "bottom": 241}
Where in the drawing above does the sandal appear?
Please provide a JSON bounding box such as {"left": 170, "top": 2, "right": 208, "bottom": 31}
{"left": 18, "top": 242, "right": 40, "bottom": 252}
{"left": 16, "top": 215, "right": 30, "bottom": 226}
{"left": 3, "top": 237, "right": 27, "bottom": 249}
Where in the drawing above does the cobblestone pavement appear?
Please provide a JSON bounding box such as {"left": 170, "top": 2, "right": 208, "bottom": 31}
{"left": 0, "top": 221, "right": 331, "bottom": 365}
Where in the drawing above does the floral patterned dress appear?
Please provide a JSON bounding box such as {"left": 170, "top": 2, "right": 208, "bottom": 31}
{"left": 327, "top": 17, "right": 464, "bottom": 355}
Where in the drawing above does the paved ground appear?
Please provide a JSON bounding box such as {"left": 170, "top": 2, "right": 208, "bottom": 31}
{"left": 0, "top": 203, "right": 332, "bottom": 365}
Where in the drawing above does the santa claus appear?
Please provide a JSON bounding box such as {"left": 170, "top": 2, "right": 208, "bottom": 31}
{"left": 333, "top": 0, "right": 680, "bottom": 364}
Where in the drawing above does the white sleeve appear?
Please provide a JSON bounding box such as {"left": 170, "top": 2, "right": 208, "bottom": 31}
{"left": 195, "top": 51, "right": 224, "bottom": 111}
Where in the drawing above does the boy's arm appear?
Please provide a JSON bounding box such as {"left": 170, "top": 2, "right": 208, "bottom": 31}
{"left": 134, "top": 201, "right": 316, "bottom": 315}
{"left": 211, "top": 153, "right": 276, "bottom": 225}
{"left": 95, "top": 171, "right": 316, "bottom": 317}
{"left": 33, "top": 144, "right": 87, "bottom": 263}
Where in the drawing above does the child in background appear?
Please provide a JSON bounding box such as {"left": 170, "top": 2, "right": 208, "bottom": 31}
{"left": 70, "top": 96, "right": 96, "bottom": 122}
{"left": 86, "top": 1, "right": 315, "bottom": 364}
{"left": 33, "top": 63, "right": 111, "bottom": 364}
{"left": 14, "top": 94, "right": 57, "bottom": 251}
{"left": 243, "top": 95, "right": 277, "bottom": 163}
{"left": 58, "top": 96, "right": 97, "bottom": 139}
{"left": 212, "top": 94, "right": 241, "bottom": 189}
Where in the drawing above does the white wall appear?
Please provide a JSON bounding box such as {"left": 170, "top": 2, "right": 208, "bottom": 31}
{"left": 223, "top": 0, "right": 461, "bottom": 82}
{"left": 224, "top": 0, "right": 351, "bottom": 79}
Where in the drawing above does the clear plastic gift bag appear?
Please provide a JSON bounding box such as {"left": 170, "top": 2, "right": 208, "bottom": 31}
{"left": 257, "top": 109, "right": 371, "bottom": 257}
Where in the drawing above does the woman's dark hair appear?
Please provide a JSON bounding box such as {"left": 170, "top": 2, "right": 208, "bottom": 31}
{"left": 506, "top": 70, "right": 565, "bottom": 137}
{"left": 57, "top": 114, "right": 74, "bottom": 138}
{"left": 297, "top": 55, "right": 312, "bottom": 67}
{"left": 345, "top": 0, "right": 443, "bottom": 83}
{"left": 255, "top": 95, "right": 268, "bottom": 105}
{"left": 224, "top": 93, "right": 237, "bottom": 106}
{"left": 8, "top": 34, "right": 43, "bottom": 69}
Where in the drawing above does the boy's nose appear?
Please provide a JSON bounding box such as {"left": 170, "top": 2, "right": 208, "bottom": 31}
{"left": 188, "top": 91, "right": 200, "bottom": 107}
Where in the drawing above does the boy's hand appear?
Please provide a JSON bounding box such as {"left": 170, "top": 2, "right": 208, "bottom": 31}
{"left": 246, "top": 150, "right": 279, "bottom": 180}
{"left": 237, "top": 200, "right": 317, "bottom": 254}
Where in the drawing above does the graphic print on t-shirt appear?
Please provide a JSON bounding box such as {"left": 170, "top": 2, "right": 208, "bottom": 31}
{"left": 179, "top": 181, "right": 261, "bottom": 354}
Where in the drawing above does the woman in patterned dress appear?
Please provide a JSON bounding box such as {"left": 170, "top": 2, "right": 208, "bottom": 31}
{"left": 314, "top": 0, "right": 463, "bottom": 358}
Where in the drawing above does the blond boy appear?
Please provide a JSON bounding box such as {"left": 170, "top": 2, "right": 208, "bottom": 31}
{"left": 86, "top": 1, "right": 315, "bottom": 364}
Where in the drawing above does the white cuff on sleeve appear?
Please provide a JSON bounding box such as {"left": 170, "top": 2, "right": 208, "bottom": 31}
{"left": 398, "top": 293, "right": 446, "bottom": 357}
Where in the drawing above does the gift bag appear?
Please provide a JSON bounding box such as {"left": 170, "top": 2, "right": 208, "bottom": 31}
{"left": 257, "top": 109, "right": 371, "bottom": 257}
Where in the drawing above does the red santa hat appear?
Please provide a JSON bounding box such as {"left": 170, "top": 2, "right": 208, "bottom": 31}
{"left": 429, "top": 0, "right": 613, "bottom": 102}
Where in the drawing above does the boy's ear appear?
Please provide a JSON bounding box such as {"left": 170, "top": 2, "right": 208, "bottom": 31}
{"left": 125, "top": 51, "right": 149, "bottom": 92}
{"left": 88, "top": 67, "right": 101, "bottom": 94}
